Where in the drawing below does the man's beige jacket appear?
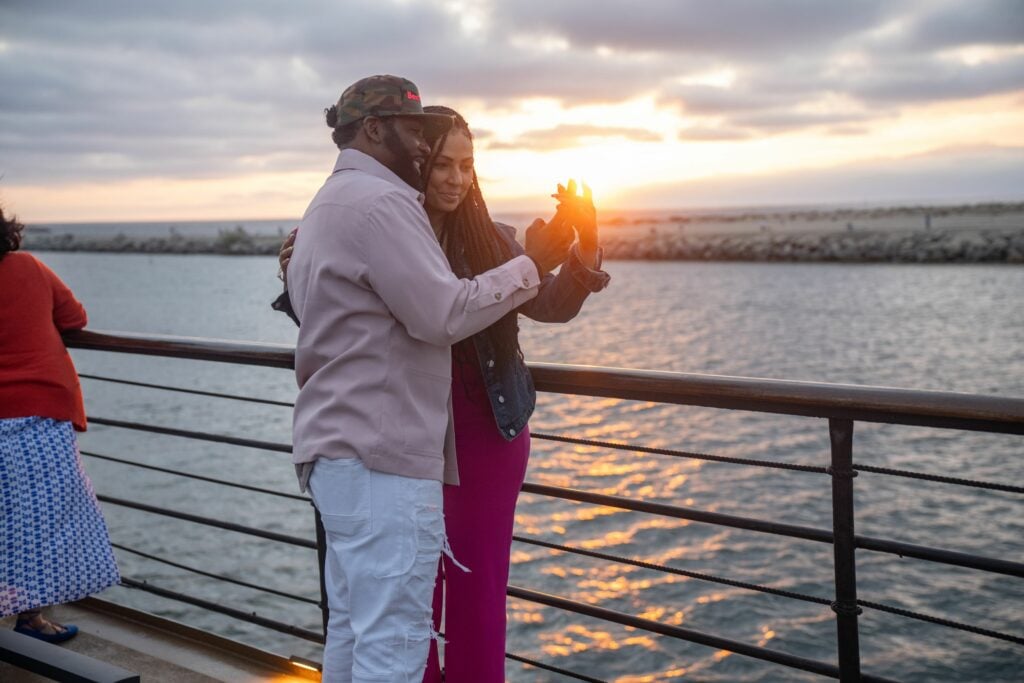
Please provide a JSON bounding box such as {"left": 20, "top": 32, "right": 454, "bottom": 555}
{"left": 288, "top": 150, "right": 541, "bottom": 486}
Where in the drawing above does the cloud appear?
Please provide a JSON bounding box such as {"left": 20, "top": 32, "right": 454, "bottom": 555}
{"left": 1, "top": 0, "right": 1022, "bottom": 191}
{"left": 677, "top": 126, "right": 751, "bottom": 141}
{"left": 667, "top": 83, "right": 791, "bottom": 116}
{"left": 488, "top": 124, "right": 662, "bottom": 151}
{"left": 845, "top": 52, "right": 1024, "bottom": 105}
{"left": 901, "top": 0, "right": 1024, "bottom": 50}
{"left": 493, "top": 0, "right": 892, "bottom": 57}
{"left": 663, "top": 48, "right": 1023, "bottom": 134}
{"left": 619, "top": 145, "right": 1024, "bottom": 208}
{"left": 730, "top": 111, "right": 874, "bottom": 132}
{"left": 0, "top": 0, "right": 676, "bottom": 184}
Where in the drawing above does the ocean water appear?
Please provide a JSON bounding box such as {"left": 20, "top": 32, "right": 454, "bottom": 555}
{"left": 33, "top": 251, "right": 1024, "bottom": 682}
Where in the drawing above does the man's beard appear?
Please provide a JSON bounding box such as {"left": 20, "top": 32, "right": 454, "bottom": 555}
{"left": 383, "top": 121, "right": 424, "bottom": 190}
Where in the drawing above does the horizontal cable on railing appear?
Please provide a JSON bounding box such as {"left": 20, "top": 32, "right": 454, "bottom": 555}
{"left": 854, "top": 535, "right": 1024, "bottom": 579}
{"left": 854, "top": 463, "right": 1024, "bottom": 494}
{"left": 119, "top": 576, "right": 323, "bottom": 644}
{"left": 97, "top": 494, "right": 316, "bottom": 549}
{"left": 857, "top": 599, "right": 1024, "bottom": 647}
{"left": 532, "top": 432, "right": 828, "bottom": 474}
{"left": 82, "top": 451, "right": 308, "bottom": 501}
{"left": 90, "top": 416, "right": 292, "bottom": 453}
{"left": 521, "top": 480, "right": 835, "bottom": 544}
{"left": 507, "top": 585, "right": 898, "bottom": 683}
{"left": 112, "top": 543, "right": 320, "bottom": 606}
{"left": 504, "top": 652, "right": 606, "bottom": 683}
{"left": 79, "top": 373, "right": 294, "bottom": 407}
{"left": 512, "top": 534, "right": 831, "bottom": 606}
{"left": 435, "top": 628, "right": 604, "bottom": 682}
{"left": 522, "top": 480, "right": 1024, "bottom": 578}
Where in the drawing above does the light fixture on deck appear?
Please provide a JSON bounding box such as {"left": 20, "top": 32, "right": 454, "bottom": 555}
{"left": 288, "top": 655, "right": 322, "bottom": 673}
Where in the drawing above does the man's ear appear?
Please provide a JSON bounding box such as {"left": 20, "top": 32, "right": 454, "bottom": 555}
{"left": 362, "top": 116, "right": 385, "bottom": 144}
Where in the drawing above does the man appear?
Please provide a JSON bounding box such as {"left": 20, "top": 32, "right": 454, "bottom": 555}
{"left": 286, "top": 75, "right": 574, "bottom": 682}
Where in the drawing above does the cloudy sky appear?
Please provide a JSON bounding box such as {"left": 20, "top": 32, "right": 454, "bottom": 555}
{"left": 2, "top": 0, "right": 1023, "bottom": 221}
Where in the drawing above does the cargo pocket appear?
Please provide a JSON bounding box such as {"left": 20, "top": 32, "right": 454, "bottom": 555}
{"left": 414, "top": 501, "right": 444, "bottom": 560}
{"left": 412, "top": 485, "right": 445, "bottom": 588}
{"left": 373, "top": 478, "right": 443, "bottom": 580}
{"left": 372, "top": 478, "right": 417, "bottom": 580}
{"left": 309, "top": 458, "right": 371, "bottom": 539}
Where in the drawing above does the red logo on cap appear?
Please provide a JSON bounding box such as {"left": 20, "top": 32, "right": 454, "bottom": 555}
{"left": 405, "top": 91, "right": 421, "bottom": 101}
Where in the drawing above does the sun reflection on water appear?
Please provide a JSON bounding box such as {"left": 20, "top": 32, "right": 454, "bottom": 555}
{"left": 539, "top": 623, "right": 653, "bottom": 658}
{"left": 511, "top": 348, "right": 897, "bottom": 679}
{"left": 614, "top": 666, "right": 690, "bottom": 682}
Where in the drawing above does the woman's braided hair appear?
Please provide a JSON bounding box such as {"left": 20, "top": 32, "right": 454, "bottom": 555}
{"left": 421, "top": 106, "right": 522, "bottom": 371}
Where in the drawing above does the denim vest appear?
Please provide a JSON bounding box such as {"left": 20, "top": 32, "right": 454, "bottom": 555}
{"left": 274, "top": 221, "right": 610, "bottom": 442}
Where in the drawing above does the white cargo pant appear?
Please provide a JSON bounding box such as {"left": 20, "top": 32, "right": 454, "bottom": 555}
{"left": 309, "top": 457, "right": 443, "bottom": 683}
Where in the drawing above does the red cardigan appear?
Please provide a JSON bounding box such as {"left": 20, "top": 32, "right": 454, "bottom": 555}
{"left": 0, "top": 252, "right": 88, "bottom": 431}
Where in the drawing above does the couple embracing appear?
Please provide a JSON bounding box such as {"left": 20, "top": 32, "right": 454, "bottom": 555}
{"left": 276, "top": 74, "right": 609, "bottom": 682}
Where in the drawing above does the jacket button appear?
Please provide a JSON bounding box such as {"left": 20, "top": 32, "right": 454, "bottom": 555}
{"left": 508, "top": 428, "right": 516, "bottom": 436}
{"left": 487, "top": 359, "right": 495, "bottom": 368}
{"left": 494, "top": 292, "right": 502, "bottom": 300}
{"left": 498, "top": 394, "right": 505, "bottom": 403}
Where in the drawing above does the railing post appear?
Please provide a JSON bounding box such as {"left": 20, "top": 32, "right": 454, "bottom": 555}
{"left": 828, "top": 418, "right": 861, "bottom": 681}
{"left": 314, "top": 506, "right": 330, "bottom": 638}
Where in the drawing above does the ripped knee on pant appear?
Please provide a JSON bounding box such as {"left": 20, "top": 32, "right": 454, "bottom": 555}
{"left": 351, "top": 621, "right": 435, "bottom": 683}
{"left": 408, "top": 617, "right": 434, "bottom": 647}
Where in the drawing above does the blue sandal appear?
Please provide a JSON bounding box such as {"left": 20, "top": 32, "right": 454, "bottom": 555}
{"left": 14, "top": 617, "right": 79, "bottom": 644}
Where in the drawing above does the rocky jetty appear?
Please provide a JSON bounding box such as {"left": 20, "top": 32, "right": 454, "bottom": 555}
{"left": 22, "top": 224, "right": 1024, "bottom": 263}
{"left": 600, "top": 227, "right": 1024, "bottom": 263}
{"left": 23, "top": 226, "right": 285, "bottom": 256}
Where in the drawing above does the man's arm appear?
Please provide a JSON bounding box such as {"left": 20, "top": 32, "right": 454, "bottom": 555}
{"left": 363, "top": 191, "right": 565, "bottom": 346}
{"left": 493, "top": 223, "right": 609, "bottom": 323}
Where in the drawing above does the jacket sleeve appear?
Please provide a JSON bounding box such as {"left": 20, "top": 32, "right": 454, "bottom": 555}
{"left": 363, "top": 191, "right": 541, "bottom": 346}
{"left": 495, "top": 223, "right": 611, "bottom": 323}
{"left": 38, "top": 257, "right": 88, "bottom": 331}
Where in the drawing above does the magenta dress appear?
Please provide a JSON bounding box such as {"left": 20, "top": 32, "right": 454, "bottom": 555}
{"left": 424, "top": 352, "right": 531, "bottom": 682}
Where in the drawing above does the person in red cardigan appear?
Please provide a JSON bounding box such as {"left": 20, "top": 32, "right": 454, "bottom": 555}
{"left": 0, "top": 204, "right": 119, "bottom": 643}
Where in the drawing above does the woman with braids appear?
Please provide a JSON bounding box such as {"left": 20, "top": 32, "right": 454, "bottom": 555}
{"left": 0, "top": 204, "right": 120, "bottom": 642}
{"left": 276, "top": 106, "right": 609, "bottom": 681}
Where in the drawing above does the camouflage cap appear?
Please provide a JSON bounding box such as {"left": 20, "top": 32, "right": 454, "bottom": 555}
{"left": 332, "top": 74, "right": 452, "bottom": 138}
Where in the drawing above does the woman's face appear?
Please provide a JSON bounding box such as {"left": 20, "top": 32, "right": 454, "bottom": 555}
{"left": 425, "top": 130, "right": 474, "bottom": 215}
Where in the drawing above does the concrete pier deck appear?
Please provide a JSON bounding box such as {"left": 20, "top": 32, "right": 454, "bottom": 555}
{"left": 0, "top": 598, "right": 320, "bottom": 682}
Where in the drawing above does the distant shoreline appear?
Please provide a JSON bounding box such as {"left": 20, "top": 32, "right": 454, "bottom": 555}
{"left": 22, "top": 202, "right": 1024, "bottom": 263}
{"left": 22, "top": 226, "right": 1024, "bottom": 263}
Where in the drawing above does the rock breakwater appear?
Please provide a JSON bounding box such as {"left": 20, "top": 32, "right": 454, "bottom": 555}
{"left": 23, "top": 226, "right": 285, "bottom": 256}
{"left": 22, "top": 225, "right": 1024, "bottom": 263}
{"left": 600, "top": 228, "right": 1024, "bottom": 263}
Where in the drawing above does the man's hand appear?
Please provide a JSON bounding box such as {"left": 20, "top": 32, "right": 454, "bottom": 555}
{"left": 524, "top": 210, "right": 575, "bottom": 278}
{"left": 278, "top": 227, "right": 297, "bottom": 284}
{"left": 553, "top": 179, "right": 599, "bottom": 268}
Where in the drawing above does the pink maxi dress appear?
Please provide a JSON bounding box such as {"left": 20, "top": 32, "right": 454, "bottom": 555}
{"left": 424, "top": 351, "right": 531, "bottom": 682}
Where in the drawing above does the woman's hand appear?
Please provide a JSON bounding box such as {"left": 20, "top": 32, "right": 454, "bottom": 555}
{"left": 278, "top": 227, "right": 297, "bottom": 284}
{"left": 552, "top": 180, "right": 598, "bottom": 268}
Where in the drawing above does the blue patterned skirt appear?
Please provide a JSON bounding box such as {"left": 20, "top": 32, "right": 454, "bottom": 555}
{"left": 1, "top": 416, "right": 120, "bottom": 617}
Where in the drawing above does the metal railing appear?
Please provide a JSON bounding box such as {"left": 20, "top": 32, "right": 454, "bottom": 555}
{"left": 64, "top": 329, "right": 1024, "bottom": 682}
